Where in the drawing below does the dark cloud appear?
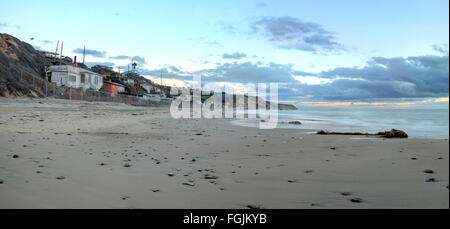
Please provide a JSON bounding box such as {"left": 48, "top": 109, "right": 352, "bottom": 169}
{"left": 141, "top": 62, "right": 297, "bottom": 84}
{"left": 251, "top": 17, "right": 343, "bottom": 52}
{"left": 432, "top": 44, "right": 449, "bottom": 55}
{"left": 222, "top": 52, "right": 247, "bottom": 59}
{"left": 73, "top": 48, "right": 106, "bottom": 58}
{"left": 139, "top": 52, "right": 448, "bottom": 101}
{"left": 299, "top": 54, "right": 449, "bottom": 100}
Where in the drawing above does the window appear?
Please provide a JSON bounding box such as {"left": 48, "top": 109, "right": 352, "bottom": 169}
{"left": 69, "top": 75, "right": 76, "bottom": 82}
{"left": 81, "top": 74, "right": 86, "bottom": 83}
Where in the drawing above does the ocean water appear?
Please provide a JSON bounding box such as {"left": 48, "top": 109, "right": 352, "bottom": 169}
{"left": 231, "top": 104, "right": 449, "bottom": 139}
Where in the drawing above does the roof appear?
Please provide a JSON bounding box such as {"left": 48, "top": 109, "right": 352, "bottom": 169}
{"left": 80, "top": 68, "right": 101, "bottom": 75}
{"left": 104, "top": 81, "right": 125, "bottom": 87}
{"left": 48, "top": 65, "right": 102, "bottom": 76}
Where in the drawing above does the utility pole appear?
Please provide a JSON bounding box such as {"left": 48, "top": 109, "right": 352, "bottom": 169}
{"left": 59, "top": 41, "right": 64, "bottom": 65}
{"left": 54, "top": 41, "right": 59, "bottom": 61}
{"left": 83, "top": 46, "right": 86, "bottom": 64}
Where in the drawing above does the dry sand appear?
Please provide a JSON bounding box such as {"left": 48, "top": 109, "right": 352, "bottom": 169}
{"left": 0, "top": 97, "right": 448, "bottom": 208}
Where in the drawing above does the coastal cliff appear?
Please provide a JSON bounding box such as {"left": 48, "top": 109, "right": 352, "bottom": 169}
{"left": 278, "top": 103, "right": 297, "bottom": 110}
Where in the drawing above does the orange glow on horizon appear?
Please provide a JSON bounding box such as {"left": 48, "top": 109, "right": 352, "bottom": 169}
{"left": 301, "top": 101, "right": 416, "bottom": 107}
{"left": 300, "top": 97, "right": 449, "bottom": 107}
{"left": 435, "top": 97, "right": 449, "bottom": 102}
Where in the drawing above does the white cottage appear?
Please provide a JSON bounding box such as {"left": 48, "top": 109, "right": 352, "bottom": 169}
{"left": 48, "top": 65, "right": 103, "bottom": 91}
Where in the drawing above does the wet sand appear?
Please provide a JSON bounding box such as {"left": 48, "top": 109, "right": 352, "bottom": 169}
{"left": 0, "top": 97, "right": 448, "bottom": 208}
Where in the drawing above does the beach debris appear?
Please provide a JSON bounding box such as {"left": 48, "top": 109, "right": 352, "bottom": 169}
{"left": 437, "top": 157, "right": 444, "bottom": 160}
{"left": 424, "top": 169, "right": 434, "bottom": 174}
{"left": 56, "top": 176, "right": 65, "bottom": 180}
{"left": 288, "top": 121, "right": 302, "bottom": 125}
{"left": 341, "top": 192, "right": 352, "bottom": 196}
{"left": 247, "top": 204, "right": 264, "bottom": 209}
{"left": 350, "top": 198, "right": 363, "bottom": 203}
{"left": 379, "top": 129, "right": 408, "bottom": 138}
{"left": 36, "top": 171, "right": 42, "bottom": 174}
{"left": 182, "top": 182, "right": 195, "bottom": 186}
{"left": 330, "top": 147, "right": 336, "bottom": 150}
{"left": 99, "top": 163, "right": 107, "bottom": 166}
{"left": 168, "top": 172, "right": 175, "bottom": 177}
{"left": 195, "top": 133, "right": 203, "bottom": 136}
{"left": 287, "top": 179, "right": 297, "bottom": 183}
{"left": 426, "top": 178, "right": 436, "bottom": 182}
{"left": 304, "top": 170, "right": 314, "bottom": 174}
{"left": 191, "top": 158, "right": 197, "bottom": 162}
{"left": 151, "top": 189, "right": 160, "bottom": 192}
{"left": 0, "top": 179, "right": 4, "bottom": 184}
{"left": 121, "top": 196, "right": 131, "bottom": 200}
{"left": 12, "top": 154, "right": 19, "bottom": 158}
{"left": 123, "top": 163, "right": 131, "bottom": 168}
{"left": 411, "top": 157, "right": 417, "bottom": 160}
{"left": 204, "top": 174, "right": 218, "bottom": 180}
{"left": 23, "top": 144, "right": 28, "bottom": 147}
{"left": 317, "top": 129, "right": 408, "bottom": 138}
{"left": 311, "top": 203, "right": 318, "bottom": 206}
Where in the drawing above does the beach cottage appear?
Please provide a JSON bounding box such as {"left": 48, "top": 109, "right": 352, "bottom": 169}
{"left": 48, "top": 65, "right": 103, "bottom": 91}
{"left": 102, "top": 81, "right": 126, "bottom": 94}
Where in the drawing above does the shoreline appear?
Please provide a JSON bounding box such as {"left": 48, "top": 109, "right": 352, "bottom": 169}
{"left": 0, "top": 97, "right": 448, "bottom": 208}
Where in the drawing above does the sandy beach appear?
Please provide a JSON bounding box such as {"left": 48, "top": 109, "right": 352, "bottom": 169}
{"left": 0, "top": 98, "right": 448, "bottom": 209}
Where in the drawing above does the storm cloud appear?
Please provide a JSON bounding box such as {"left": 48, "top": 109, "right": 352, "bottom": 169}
{"left": 140, "top": 51, "right": 448, "bottom": 101}
{"left": 251, "top": 17, "right": 343, "bottom": 52}
{"left": 313, "top": 54, "right": 449, "bottom": 99}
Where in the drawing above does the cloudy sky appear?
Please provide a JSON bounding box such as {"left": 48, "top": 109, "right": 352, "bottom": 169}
{"left": 1, "top": 0, "right": 448, "bottom": 105}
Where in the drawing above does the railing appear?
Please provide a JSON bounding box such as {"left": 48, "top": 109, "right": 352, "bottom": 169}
{"left": 8, "top": 66, "right": 170, "bottom": 107}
